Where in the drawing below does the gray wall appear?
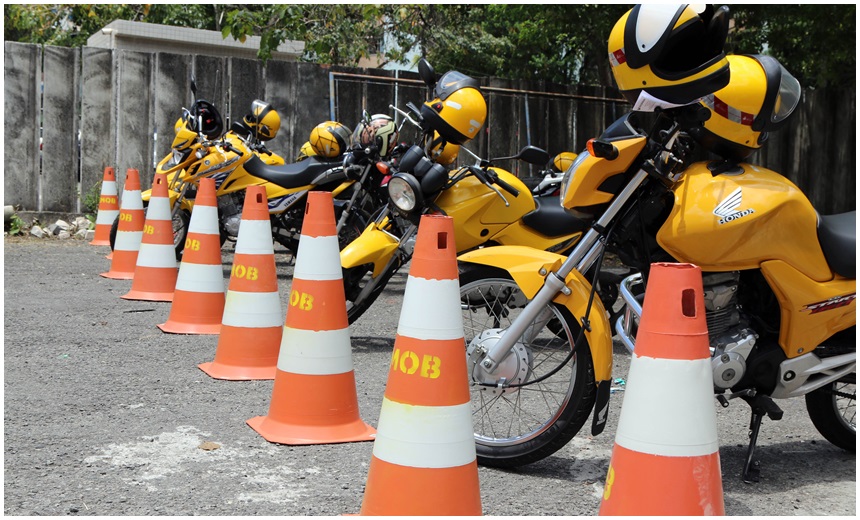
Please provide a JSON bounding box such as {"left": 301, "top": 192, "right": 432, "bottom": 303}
{"left": 4, "top": 41, "right": 855, "bottom": 215}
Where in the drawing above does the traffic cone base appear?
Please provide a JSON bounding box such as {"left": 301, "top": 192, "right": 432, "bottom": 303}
{"left": 197, "top": 322, "right": 282, "bottom": 380}
{"left": 91, "top": 167, "right": 119, "bottom": 246}
{"left": 601, "top": 445, "right": 723, "bottom": 516}
{"left": 361, "top": 457, "right": 481, "bottom": 516}
{"left": 158, "top": 192, "right": 226, "bottom": 335}
{"left": 247, "top": 371, "right": 375, "bottom": 445}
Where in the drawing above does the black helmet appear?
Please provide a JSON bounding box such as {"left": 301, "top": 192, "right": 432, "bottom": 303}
{"left": 189, "top": 100, "right": 223, "bottom": 139}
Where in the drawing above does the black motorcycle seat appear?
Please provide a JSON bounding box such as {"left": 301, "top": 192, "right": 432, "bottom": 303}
{"left": 521, "top": 195, "right": 592, "bottom": 238}
{"left": 243, "top": 155, "right": 343, "bottom": 190}
{"left": 818, "top": 211, "right": 856, "bottom": 279}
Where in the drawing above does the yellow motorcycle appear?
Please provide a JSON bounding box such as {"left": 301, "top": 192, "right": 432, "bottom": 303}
{"left": 340, "top": 60, "right": 600, "bottom": 324}
{"left": 111, "top": 97, "right": 366, "bottom": 258}
{"left": 457, "top": 10, "right": 855, "bottom": 482}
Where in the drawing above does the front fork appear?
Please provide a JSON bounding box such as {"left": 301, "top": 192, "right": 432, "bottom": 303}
{"left": 476, "top": 169, "right": 649, "bottom": 372}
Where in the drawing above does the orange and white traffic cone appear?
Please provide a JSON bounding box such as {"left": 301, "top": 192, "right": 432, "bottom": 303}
{"left": 599, "top": 262, "right": 724, "bottom": 516}
{"left": 198, "top": 185, "right": 282, "bottom": 380}
{"left": 358, "top": 214, "right": 482, "bottom": 516}
{"left": 90, "top": 166, "right": 119, "bottom": 246}
{"left": 157, "top": 177, "right": 225, "bottom": 334}
{"left": 247, "top": 191, "right": 375, "bottom": 445}
{"left": 100, "top": 169, "right": 144, "bottom": 280}
{"left": 121, "top": 173, "right": 179, "bottom": 302}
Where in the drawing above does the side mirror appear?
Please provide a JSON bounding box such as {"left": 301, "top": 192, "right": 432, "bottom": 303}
{"left": 190, "top": 75, "right": 198, "bottom": 97}
{"left": 517, "top": 146, "right": 550, "bottom": 166}
{"left": 417, "top": 59, "right": 436, "bottom": 89}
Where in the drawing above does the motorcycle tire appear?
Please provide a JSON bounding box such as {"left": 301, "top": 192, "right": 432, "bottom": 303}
{"left": 458, "top": 263, "right": 597, "bottom": 468}
{"left": 805, "top": 372, "right": 856, "bottom": 453}
{"left": 108, "top": 205, "right": 190, "bottom": 261}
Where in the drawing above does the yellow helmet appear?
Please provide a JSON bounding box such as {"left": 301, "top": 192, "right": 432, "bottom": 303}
{"left": 420, "top": 70, "right": 487, "bottom": 145}
{"left": 608, "top": 4, "right": 731, "bottom": 107}
{"left": 551, "top": 152, "right": 578, "bottom": 173}
{"left": 295, "top": 141, "right": 317, "bottom": 162}
{"left": 425, "top": 131, "right": 460, "bottom": 165}
{"left": 310, "top": 121, "right": 351, "bottom": 158}
{"left": 690, "top": 54, "right": 801, "bottom": 161}
{"left": 243, "top": 100, "right": 280, "bottom": 141}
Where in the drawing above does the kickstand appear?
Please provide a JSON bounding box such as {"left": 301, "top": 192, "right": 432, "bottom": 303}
{"left": 740, "top": 394, "right": 784, "bottom": 483}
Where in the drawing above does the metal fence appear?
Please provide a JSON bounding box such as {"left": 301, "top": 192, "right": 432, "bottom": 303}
{"left": 4, "top": 41, "right": 855, "bottom": 215}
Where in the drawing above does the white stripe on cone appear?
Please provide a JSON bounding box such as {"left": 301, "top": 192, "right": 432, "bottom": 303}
{"left": 95, "top": 209, "right": 119, "bottom": 225}
{"left": 188, "top": 205, "right": 220, "bottom": 235}
{"left": 397, "top": 276, "right": 464, "bottom": 341}
{"left": 372, "top": 398, "right": 476, "bottom": 468}
{"left": 136, "top": 244, "right": 179, "bottom": 268}
{"left": 221, "top": 290, "right": 283, "bottom": 328}
{"left": 114, "top": 230, "right": 143, "bottom": 251}
{"left": 175, "top": 263, "right": 226, "bottom": 293}
{"left": 293, "top": 235, "right": 342, "bottom": 280}
{"left": 121, "top": 190, "right": 144, "bottom": 210}
{"left": 147, "top": 195, "right": 171, "bottom": 217}
{"left": 235, "top": 220, "right": 276, "bottom": 254}
{"left": 615, "top": 355, "right": 719, "bottom": 457}
{"left": 277, "top": 327, "right": 353, "bottom": 375}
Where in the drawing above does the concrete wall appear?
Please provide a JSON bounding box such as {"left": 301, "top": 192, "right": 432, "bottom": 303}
{"left": 3, "top": 42, "right": 856, "bottom": 215}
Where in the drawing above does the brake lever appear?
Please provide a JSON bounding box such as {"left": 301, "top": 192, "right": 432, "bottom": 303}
{"left": 469, "top": 166, "right": 510, "bottom": 207}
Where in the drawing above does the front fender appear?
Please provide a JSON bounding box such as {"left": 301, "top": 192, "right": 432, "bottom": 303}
{"left": 340, "top": 221, "right": 400, "bottom": 278}
{"left": 458, "top": 245, "right": 613, "bottom": 383}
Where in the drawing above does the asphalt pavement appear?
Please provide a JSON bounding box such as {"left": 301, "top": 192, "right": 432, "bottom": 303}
{"left": 3, "top": 236, "right": 855, "bottom": 516}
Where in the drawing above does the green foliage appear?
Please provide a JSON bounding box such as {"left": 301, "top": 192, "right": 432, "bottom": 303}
{"left": 82, "top": 181, "right": 102, "bottom": 218}
{"left": 728, "top": 4, "right": 855, "bottom": 88}
{"left": 7, "top": 214, "right": 26, "bottom": 236}
{"left": 3, "top": 4, "right": 854, "bottom": 89}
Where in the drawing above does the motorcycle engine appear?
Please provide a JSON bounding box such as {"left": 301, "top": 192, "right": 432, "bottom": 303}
{"left": 703, "top": 272, "right": 758, "bottom": 389}
{"left": 218, "top": 192, "right": 244, "bottom": 238}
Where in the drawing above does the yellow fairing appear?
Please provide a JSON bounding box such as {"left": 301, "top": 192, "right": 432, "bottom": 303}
{"left": 171, "top": 118, "right": 197, "bottom": 150}
{"left": 340, "top": 220, "right": 400, "bottom": 278}
{"left": 658, "top": 162, "right": 832, "bottom": 281}
{"left": 434, "top": 168, "right": 536, "bottom": 251}
{"left": 761, "top": 261, "right": 856, "bottom": 356}
{"left": 562, "top": 137, "right": 646, "bottom": 209}
{"left": 458, "top": 245, "right": 613, "bottom": 382}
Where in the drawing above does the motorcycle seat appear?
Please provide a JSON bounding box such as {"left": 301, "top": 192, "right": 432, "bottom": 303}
{"left": 522, "top": 195, "right": 592, "bottom": 238}
{"left": 244, "top": 155, "right": 343, "bottom": 190}
{"left": 818, "top": 211, "right": 856, "bottom": 279}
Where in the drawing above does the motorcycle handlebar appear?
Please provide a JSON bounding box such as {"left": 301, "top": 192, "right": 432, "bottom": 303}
{"left": 470, "top": 166, "right": 519, "bottom": 198}
{"left": 221, "top": 142, "right": 244, "bottom": 156}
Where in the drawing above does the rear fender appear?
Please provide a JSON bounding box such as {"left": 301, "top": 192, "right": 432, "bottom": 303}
{"left": 340, "top": 221, "right": 400, "bottom": 278}
{"left": 458, "top": 245, "right": 613, "bottom": 383}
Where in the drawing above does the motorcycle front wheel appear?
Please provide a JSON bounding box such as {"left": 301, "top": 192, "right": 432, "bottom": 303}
{"left": 108, "top": 207, "right": 190, "bottom": 261}
{"left": 459, "top": 264, "right": 596, "bottom": 468}
{"left": 805, "top": 372, "right": 856, "bottom": 453}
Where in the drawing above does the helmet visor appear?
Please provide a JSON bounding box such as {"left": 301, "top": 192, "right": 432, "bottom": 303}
{"left": 771, "top": 65, "right": 801, "bottom": 126}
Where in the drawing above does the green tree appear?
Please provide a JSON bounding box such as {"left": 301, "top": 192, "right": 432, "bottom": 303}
{"left": 5, "top": 4, "right": 854, "bottom": 90}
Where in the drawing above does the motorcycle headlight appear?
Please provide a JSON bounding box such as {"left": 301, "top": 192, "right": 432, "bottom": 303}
{"left": 388, "top": 173, "right": 423, "bottom": 213}
{"left": 559, "top": 151, "right": 590, "bottom": 208}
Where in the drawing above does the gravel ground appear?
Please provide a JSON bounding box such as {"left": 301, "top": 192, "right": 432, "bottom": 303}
{"left": 3, "top": 236, "right": 855, "bottom": 516}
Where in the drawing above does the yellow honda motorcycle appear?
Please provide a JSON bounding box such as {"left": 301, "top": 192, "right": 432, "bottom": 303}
{"left": 339, "top": 60, "right": 603, "bottom": 324}
{"left": 455, "top": 4, "right": 855, "bottom": 481}
{"left": 457, "top": 106, "right": 855, "bottom": 479}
